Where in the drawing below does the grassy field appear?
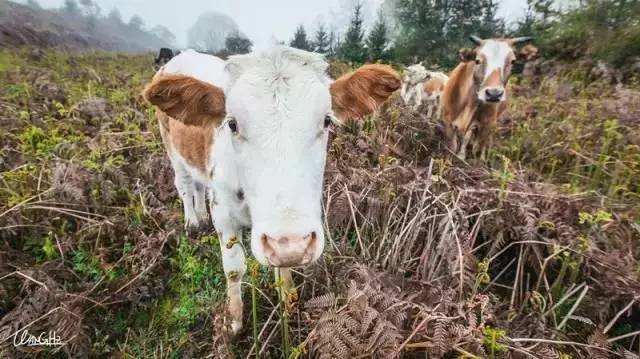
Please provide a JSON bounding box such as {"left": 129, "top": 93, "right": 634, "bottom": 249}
{"left": 0, "top": 48, "right": 639, "bottom": 358}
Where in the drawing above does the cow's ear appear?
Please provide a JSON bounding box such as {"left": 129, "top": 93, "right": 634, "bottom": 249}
{"left": 458, "top": 48, "right": 477, "bottom": 62}
{"left": 517, "top": 44, "right": 539, "bottom": 62}
{"left": 143, "top": 74, "right": 226, "bottom": 126}
{"left": 330, "top": 64, "right": 401, "bottom": 121}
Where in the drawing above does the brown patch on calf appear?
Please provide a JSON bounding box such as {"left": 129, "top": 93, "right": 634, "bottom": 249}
{"left": 423, "top": 78, "right": 445, "bottom": 96}
{"left": 330, "top": 64, "right": 401, "bottom": 120}
{"left": 157, "top": 111, "right": 216, "bottom": 173}
{"left": 143, "top": 74, "right": 226, "bottom": 127}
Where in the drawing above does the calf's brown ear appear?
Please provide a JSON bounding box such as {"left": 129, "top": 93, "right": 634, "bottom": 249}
{"left": 459, "top": 48, "right": 477, "bottom": 62}
{"left": 143, "top": 74, "right": 226, "bottom": 126}
{"left": 517, "top": 44, "right": 539, "bottom": 62}
{"left": 330, "top": 64, "right": 401, "bottom": 121}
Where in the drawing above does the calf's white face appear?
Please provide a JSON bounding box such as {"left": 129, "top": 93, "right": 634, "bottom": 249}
{"left": 466, "top": 36, "right": 533, "bottom": 104}
{"left": 224, "top": 50, "right": 333, "bottom": 267}
{"left": 144, "top": 47, "right": 401, "bottom": 268}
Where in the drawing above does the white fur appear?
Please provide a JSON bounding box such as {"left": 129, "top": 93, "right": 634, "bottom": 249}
{"left": 475, "top": 40, "right": 514, "bottom": 102}
{"left": 401, "top": 64, "right": 449, "bottom": 116}
{"left": 157, "top": 47, "right": 335, "bottom": 334}
{"left": 401, "top": 64, "right": 428, "bottom": 109}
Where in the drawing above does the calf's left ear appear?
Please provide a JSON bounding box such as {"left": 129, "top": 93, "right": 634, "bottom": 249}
{"left": 517, "top": 44, "right": 539, "bottom": 62}
{"left": 143, "top": 74, "right": 226, "bottom": 126}
{"left": 330, "top": 64, "right": 401, "bottom": 121}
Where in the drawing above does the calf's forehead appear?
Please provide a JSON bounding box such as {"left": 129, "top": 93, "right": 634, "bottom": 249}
{"left": 479, "top": 40, "right": 514, "bottom": 68}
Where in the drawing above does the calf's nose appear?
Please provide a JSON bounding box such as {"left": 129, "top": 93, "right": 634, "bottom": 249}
{"left": 261, "top": 232, "right": 318, "bottom": 267}
{"left": 485, "top": 88, "right": 504, "bottom": 102}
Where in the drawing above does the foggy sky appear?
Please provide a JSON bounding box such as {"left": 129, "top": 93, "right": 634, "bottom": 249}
{"left": 16, "top": 0, "right": 528, "bottom": 49}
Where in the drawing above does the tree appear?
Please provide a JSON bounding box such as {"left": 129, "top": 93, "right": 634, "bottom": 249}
{"left": 26, "top": 0, "right": 40, "bottom": 9}
{"left": 107, "top": 8, "right": 123, "bottom": 25}
{"left": 62, "top": 0, "right": 80, "bottom": 17}
{"left": 224, "top": 33, "right": 253, "bottom": 55}
{"left": 328, "top": 30, "right": 340, "bottom": 58}
{"left": 188, "top": 12, "right": 242, "bottom": 53}
{"left": 366, "top": 10, "right": 390, "bottom": 61}
{"left": 339, "top": 1, "right": 367, "bottom": 63}
{"left": 478, "top": 0, "right": 505, "bottom": 38}
{"left": 290, "top": 25, "right": 313, "bottom": 51}
{"left": 151, "top": 25, "right": 177, "bottom": 46}
{"left": 313, "top": 24, "right": 330, "bottom": 54}
{"left": 129, "top": 15, "right": 144, "bottom": 30}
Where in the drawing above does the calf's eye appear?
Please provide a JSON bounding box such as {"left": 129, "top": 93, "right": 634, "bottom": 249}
{"left": 228, "top": 119, "right": 238, "bottom": 133}
{"left": 324, "top": 114, "right": 332, "bottom": 129}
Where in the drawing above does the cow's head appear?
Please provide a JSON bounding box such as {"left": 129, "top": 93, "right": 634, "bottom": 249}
{"left": 144, "top": 47, "right": 400, "bottom": 267}
{"left": 460, "top": 36, "right": 535, "bottom": 103}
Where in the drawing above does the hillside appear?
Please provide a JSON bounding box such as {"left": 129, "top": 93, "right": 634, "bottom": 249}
{"left": 0, "top": 1, "right": 169, "bottom": 51}
{"left": 0, "top": 48, "right": 638, "bottom": 358}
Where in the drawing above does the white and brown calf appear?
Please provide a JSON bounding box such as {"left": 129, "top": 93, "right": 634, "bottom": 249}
{"left": 143, "top": 47, "right": 400, "bottom": 334}
{"left": 421, "top": 71, "right": 449, "bottom": 119}
{"left": 441, "top": 36, "right": 535, "bottom": 159}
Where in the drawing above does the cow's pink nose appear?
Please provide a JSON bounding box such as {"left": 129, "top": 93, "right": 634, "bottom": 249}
{"left": 261, "top": 232, "right": 317, "bottom": 267}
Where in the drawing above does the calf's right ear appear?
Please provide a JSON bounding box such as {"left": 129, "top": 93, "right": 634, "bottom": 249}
{"left": 143, "top": 74, "right": 226, "bottom": 126}
{"left": 458, "top": 48, "right": 477, "bottom": 62}
{"left": 330, "top": 64, "right": 401, "bottom": 121}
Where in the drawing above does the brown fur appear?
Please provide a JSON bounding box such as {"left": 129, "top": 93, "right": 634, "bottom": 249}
{"left": 143, "top": 74, "right": 226, "bottom": 127}
{"left": 143, "top": 74, "right": 226, "bottom": 173}
{"left": 330, "top": 64, "right": 401, "bottom": 120}
{"left": 423, "top": 78, "right": 445, "bottom": 96}
{"left": 157, "top": 112, "right": 216, "bottom": 173}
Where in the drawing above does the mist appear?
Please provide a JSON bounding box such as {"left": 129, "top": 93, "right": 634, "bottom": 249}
{"left": 12, "top": 0, "right": 528, "bottom": 50}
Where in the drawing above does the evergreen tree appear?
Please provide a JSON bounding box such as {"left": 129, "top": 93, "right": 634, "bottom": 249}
{"left": 62, "top": 0, "right": 80, "bottom": 17}
{"left": 366, "top": 10, "right": 390, "bottom": 61}
{"left": 107, "top": 8, "right": 123, "bottom": 25}
{"left": 328, "top": 30, "right": 340, "bottom": 58}
{"left": 313, "top": 24, "right": 330, "bottom": 54}
{"left": 478, "top": 0, "right": 505, "bottom": 38}
{"left": 339, "top": 1, "right": 367, "bottom": 63}
{"left": 26, "top": 0, "right": 40, "bottom": 9}
{"left": 129, "top": 15, "right": 144, "bottom": 30}
{"left": 290, "top": 25, "right": 313, "bottom": 51}
{"left": 224, "top": 33, "right": 253, "bottom": 55}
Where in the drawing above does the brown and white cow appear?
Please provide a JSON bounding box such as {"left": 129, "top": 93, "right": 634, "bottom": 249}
{"left": 422, "top": 71, "right": 449, "bottom": 118}
{"left": 441, "top": 35, "right": 534, "bottom": 159}
{"left": 143, "top": 47, "right": 400, "bottom": 334}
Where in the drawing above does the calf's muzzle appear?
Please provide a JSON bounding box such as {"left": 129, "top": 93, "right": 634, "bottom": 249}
{"left": 260, "top": 231, "right": 318, "bottom": 267}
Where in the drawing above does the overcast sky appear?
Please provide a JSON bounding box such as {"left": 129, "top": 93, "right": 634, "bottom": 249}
{"left": 17, "top": 0, "right": 529, "bottom": 49}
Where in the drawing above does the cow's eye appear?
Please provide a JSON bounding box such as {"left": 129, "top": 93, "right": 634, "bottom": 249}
{"left": 475, "top": 59, "right": 481, "bottom": 65}
{"left": 511, "top": 59, "right": 516, "bottom": 64}
{"left": 228, "top": 119, "right": 238, "bottom": 133}
{"left": 324, "top": 114, "right": 332, "bottom": 129}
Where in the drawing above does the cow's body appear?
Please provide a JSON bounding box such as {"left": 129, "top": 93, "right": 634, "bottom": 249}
{"left": 401, "top": 64, "right": 448, "bottom": 117}
{"left": 441, "top": 61, "right": 507, "bottom": 158}
{"left": 144, "top": 47, "right": 400, "bottom": 334}
{"left": 154, "top": 50, "right": 228, "bottom": 230}
{"left": 421, "top": 72, "right": 448, "bottom": 118}
{"left": 441, "top": 36, "right": 534, "bottom": 159}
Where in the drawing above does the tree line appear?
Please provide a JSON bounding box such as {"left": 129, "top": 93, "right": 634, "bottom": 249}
{"left": 288, "top": 0, "right": 503, "bottom": 67}
{"left": 288, "top": 0, "right": 640, "bottom": 69}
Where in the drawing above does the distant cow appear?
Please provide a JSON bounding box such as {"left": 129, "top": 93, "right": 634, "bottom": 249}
{"left": 421, "top": 71, "right": 449, "bottom": 118}
{"left": 441, "top": 35, "right": 536, "bottom": 159}
{"left": 143, "top": 47, "right": 400, "bottom": 334}
{"left": 401, "top": 64, "right": 448, "bottom": 117}
{"left": 154, "top": 48, "right": 174, "bottom": 68}
{"left": 401, "top": 64, "right": 428, "bottom": 110}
